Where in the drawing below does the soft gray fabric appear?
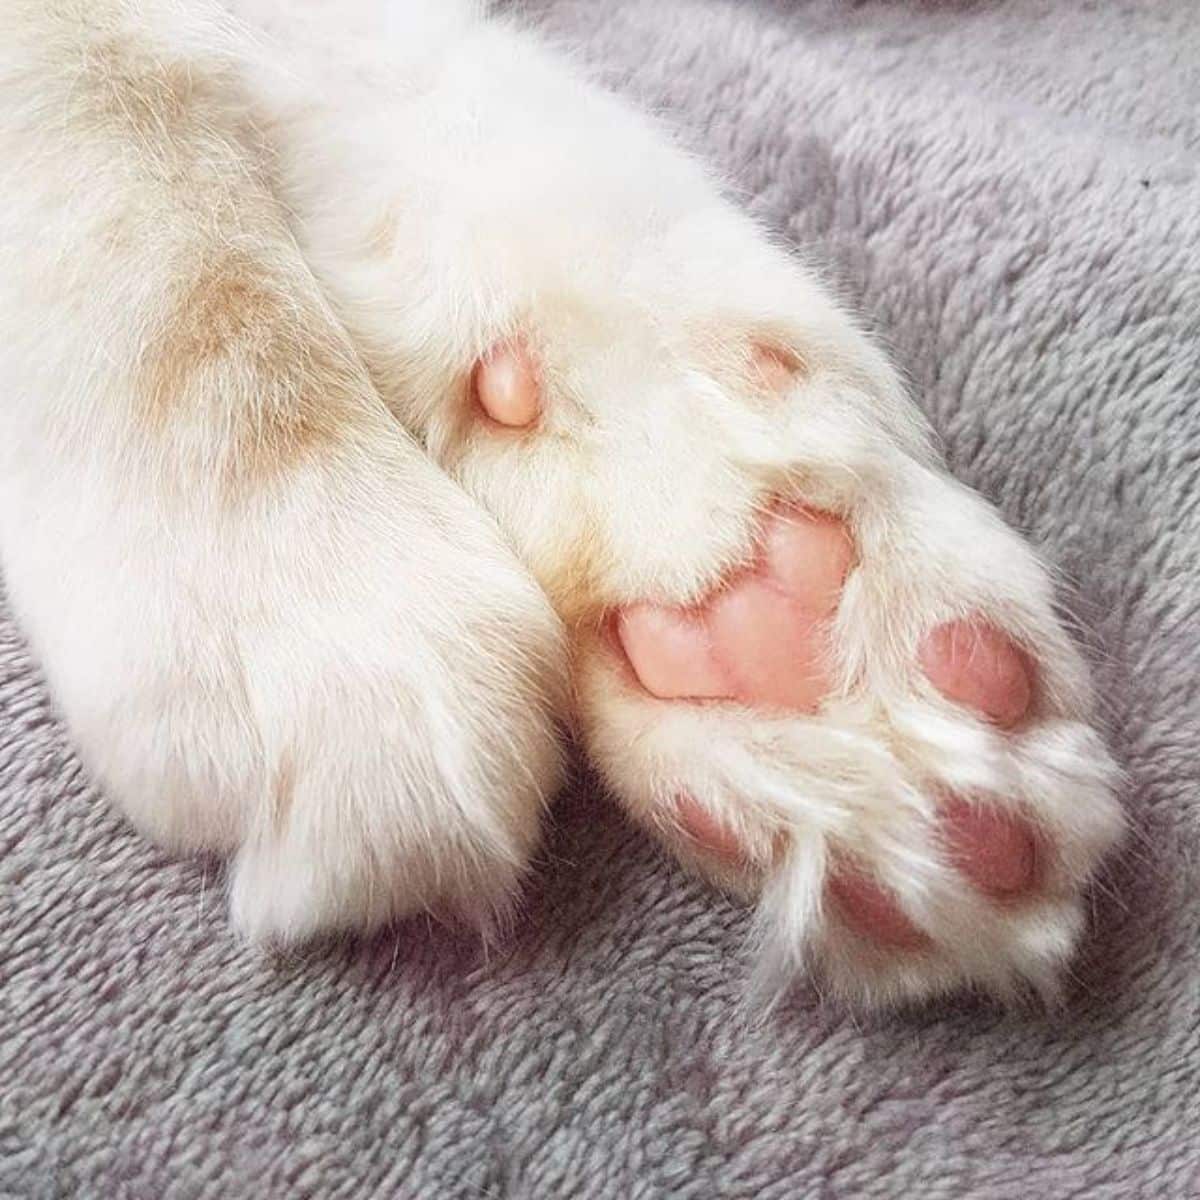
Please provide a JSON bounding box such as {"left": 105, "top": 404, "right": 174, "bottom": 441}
{"left": 3, "top": 1, "right": 1198, "bottom": 1195}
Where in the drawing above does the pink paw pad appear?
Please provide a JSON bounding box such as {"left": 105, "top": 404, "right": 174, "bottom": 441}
{"left": 616, "top": 504, "right": 854, "bottom": 711}
{"left": 918, "top": 619, "right": 1033, "bottom": 729}
{"left": 751, "top": 344, "right": 803, "bottom": 394}
{"left": 473, "top": 340, "right": 540, "bottom": 428}
{"left": 940, "top": 798, "right": 1037, "bottom": 898}
{"left": 674, "top": 794, "right": 748, "bottom": 866}
{"left": 827, "top": 870, "right": 931, "bottom": 949}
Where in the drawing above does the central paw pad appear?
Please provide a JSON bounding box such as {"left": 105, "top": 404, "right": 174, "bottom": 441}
{"left": 616, "top": 505, "right": 852, "bottom": 710}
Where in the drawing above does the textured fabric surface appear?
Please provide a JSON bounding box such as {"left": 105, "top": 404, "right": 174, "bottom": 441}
{"left": 3, "top": 1, "right": 1198, "bottom": 1195}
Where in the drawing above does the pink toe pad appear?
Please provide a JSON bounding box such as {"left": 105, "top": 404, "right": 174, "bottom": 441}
{"left": 919, "top": 620, "right": 1033, "bottom": 729}
{"left": 828, "top": 870, "right": 929, "bottom": 949}
{"left": 941, "top": 799, "right": 1037, "bottom": 897}
{"left": 751, "top": 344, "right": 802, "bottom": 394}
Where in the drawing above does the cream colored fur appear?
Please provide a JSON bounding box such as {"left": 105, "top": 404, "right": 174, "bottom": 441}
{"left": 0, "top": 0, "right": 566, "bottom": 944}
{"left": 0, "top": 0, "right": 1123, "bottom": 1004}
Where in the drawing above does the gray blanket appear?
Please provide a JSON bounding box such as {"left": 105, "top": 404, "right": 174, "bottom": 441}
{"left": 3, "top": 1, "right": 1197, "bottom": 1196}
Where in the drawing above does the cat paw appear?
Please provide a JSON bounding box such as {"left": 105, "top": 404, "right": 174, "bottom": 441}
{"left": 463, "top": 332, "right": 1123, "bottom": 1005}
{"left": 8, "top": 419, "right": 568, "bottom": 945}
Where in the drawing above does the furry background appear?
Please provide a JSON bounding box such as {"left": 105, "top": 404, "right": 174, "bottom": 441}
{"left": 2, "top": 1, "right": 1197, "bottom": 1195}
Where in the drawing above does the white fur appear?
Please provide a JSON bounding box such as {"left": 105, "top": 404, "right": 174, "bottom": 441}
{"left": 0, "top": 0, "right": 566, "bottom": 943}
{"left": 0, "top": 0, "right": 1123, "bottom": 1004}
